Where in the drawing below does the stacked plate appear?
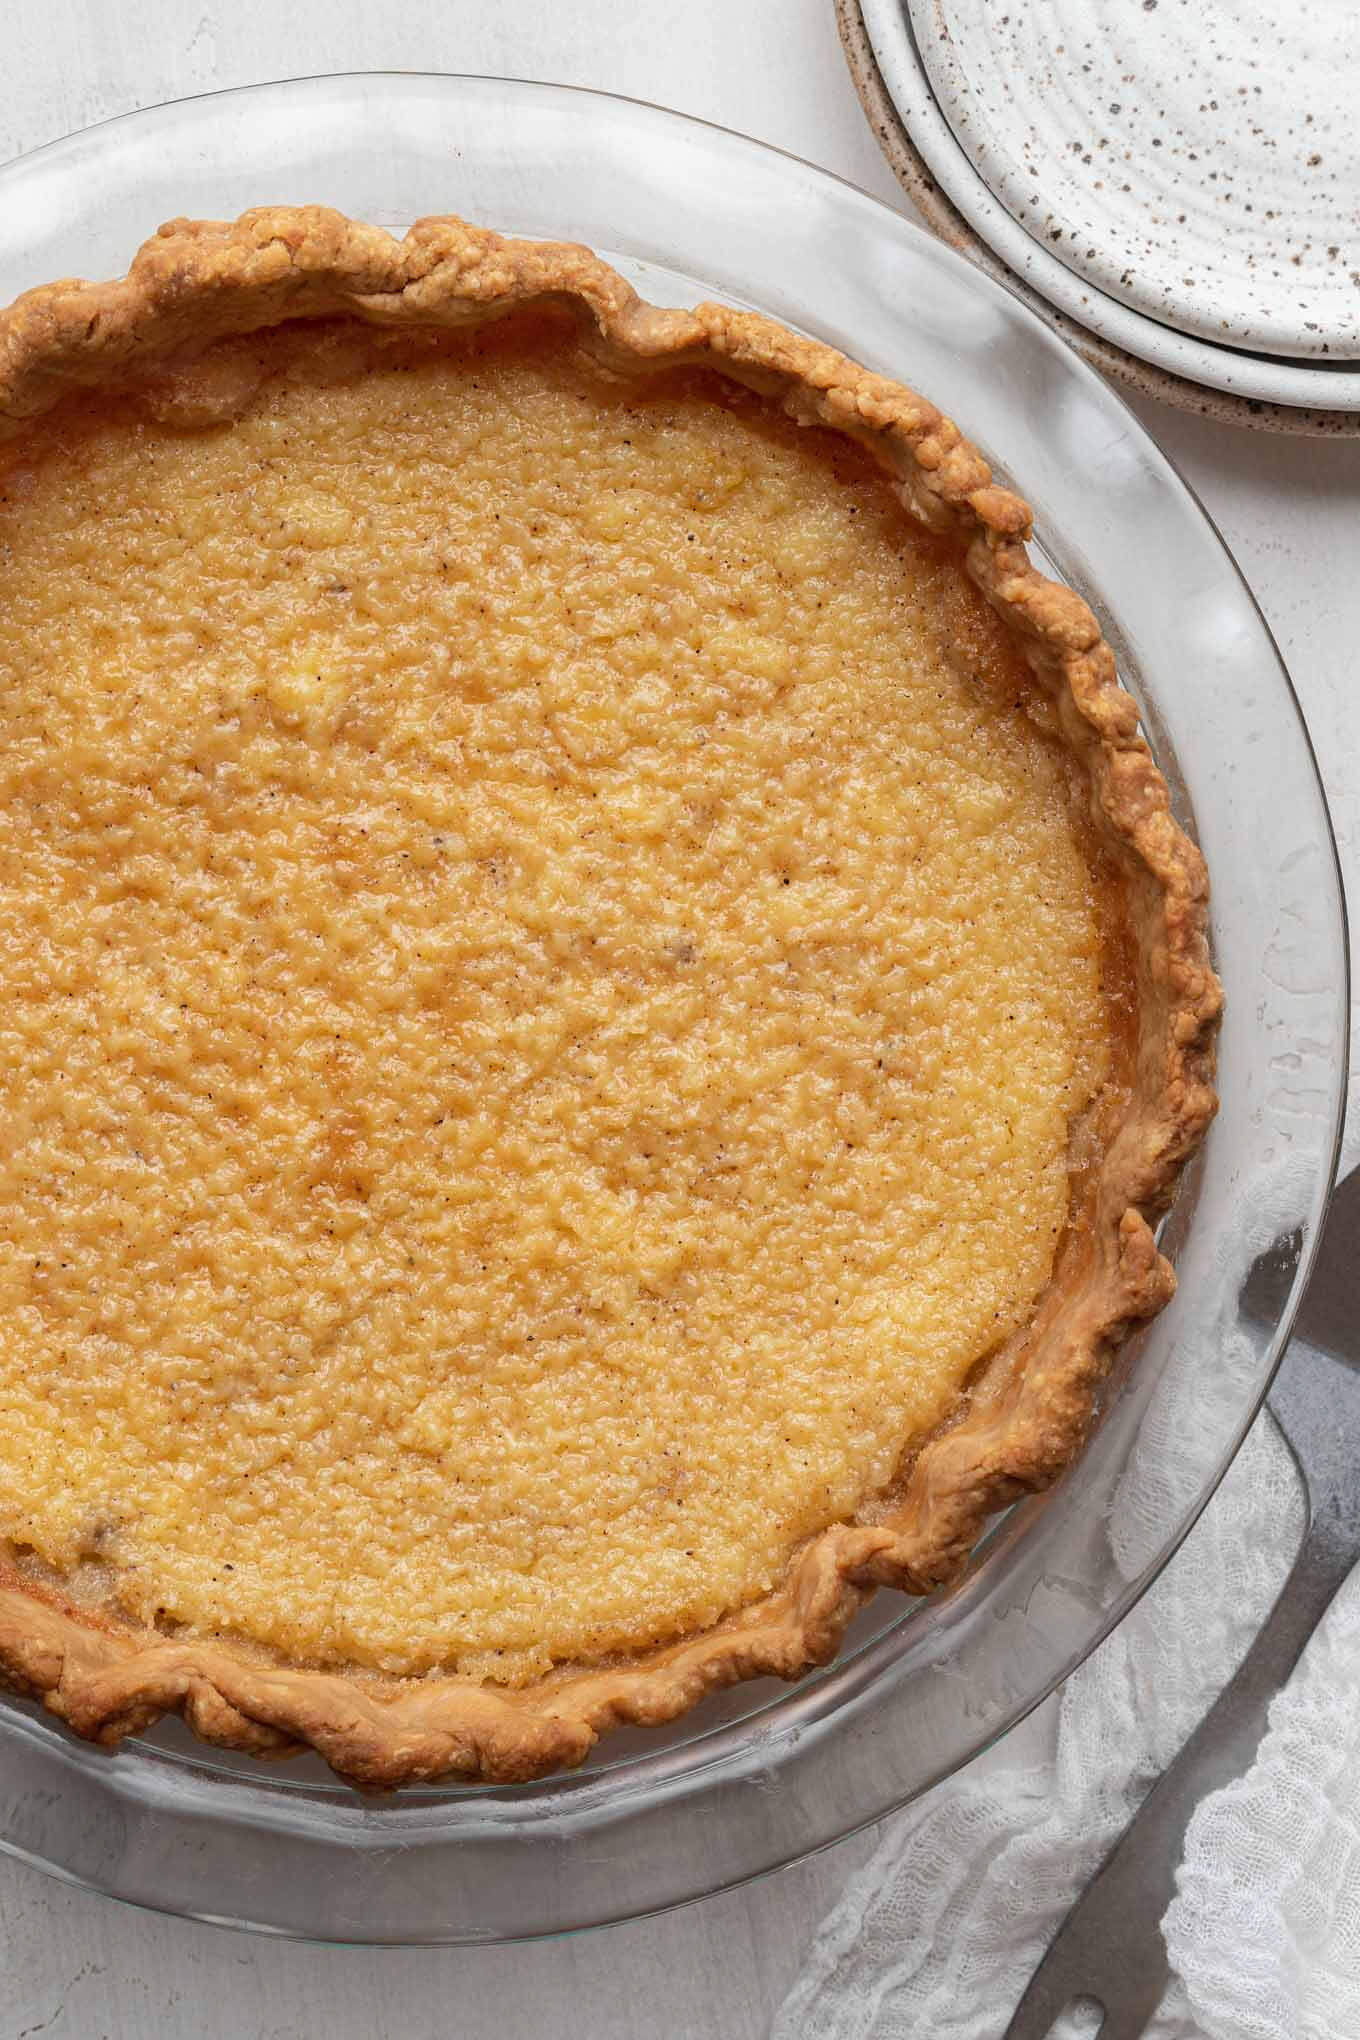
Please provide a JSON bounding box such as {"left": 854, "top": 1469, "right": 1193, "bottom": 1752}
{"left": 841, "top": 0, "right": 1360, "bottom": 432}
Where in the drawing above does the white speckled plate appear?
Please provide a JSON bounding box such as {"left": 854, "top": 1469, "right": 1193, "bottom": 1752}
{"left": 856, "top": 0, "right": 1360, "bottom": 416}
{"left": 909, "top": 0, "right": 1360, "bottom": 361}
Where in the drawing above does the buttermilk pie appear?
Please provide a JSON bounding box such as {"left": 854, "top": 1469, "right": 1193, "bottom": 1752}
{"left": 0, "top": 209, "right": 1219, "bottom": 1785}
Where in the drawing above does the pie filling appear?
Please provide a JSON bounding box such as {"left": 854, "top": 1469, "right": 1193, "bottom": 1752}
{"left": 0, "top": 315, "right": 1122, "bottom": 1682}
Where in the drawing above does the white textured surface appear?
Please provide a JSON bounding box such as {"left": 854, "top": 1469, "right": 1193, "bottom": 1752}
{"left": 1166, "top": 1554, "right": 1360, "bottom": 2040}
{"left": 774, "top": 1416, "right": 1306, "bottom": 2039}
{"left": 0, "top": 4, "right": 1356, "bottom": 2036}
{"left": 910, "top": 0, "right": 1360, "bottom": 359}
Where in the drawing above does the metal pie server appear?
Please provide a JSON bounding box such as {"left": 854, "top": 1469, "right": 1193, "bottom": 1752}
{"left": 1002, "top": 1164, "right": 1360, "bottom": 2040}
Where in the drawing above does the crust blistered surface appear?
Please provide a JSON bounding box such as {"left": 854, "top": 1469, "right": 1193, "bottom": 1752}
{"left": 0, "top": 208, "right": 1220, "bottom": 1787}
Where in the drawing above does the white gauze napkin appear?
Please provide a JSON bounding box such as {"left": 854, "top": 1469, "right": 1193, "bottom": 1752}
{"left": 770, "top": 1392, "right": 1360, "bottom": 2040}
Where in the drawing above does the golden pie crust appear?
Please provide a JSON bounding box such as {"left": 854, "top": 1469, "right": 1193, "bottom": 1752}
{"left": 0, "top": 209, "right": 1220, "bottom": 1787}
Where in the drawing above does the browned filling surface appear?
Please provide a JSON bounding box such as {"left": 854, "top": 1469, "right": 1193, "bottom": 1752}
{"left": 0, "top": 318, "right": 1122, "bottom": 1680}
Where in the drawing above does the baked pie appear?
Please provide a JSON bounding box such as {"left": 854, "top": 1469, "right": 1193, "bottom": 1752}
{"left": 0, "top": 209, "right": 1219, "bottom": 1785}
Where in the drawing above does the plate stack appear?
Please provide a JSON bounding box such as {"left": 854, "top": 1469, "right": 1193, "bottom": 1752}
{"left": 840, "top": 0, "right": 1360, "bottom": 432}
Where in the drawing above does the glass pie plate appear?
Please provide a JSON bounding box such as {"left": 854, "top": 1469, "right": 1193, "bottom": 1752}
{"left": 0, "top": 74, "right": 1345, "bottom": 1945}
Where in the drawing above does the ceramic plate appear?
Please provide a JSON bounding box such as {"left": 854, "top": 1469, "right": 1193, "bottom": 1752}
{"left": 910, "top": 0, "right": 1360, "bottom": 360}
{"left": 837, "top": 0, "right": 1360, "bottom": 433}
{"left": 859, "top": 0, "right": 1360, "bottom": 414}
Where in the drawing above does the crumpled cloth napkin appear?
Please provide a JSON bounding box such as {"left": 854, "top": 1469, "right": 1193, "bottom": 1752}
{"left": 771, "top": 1397, "right": 1360, "bottom": 2040}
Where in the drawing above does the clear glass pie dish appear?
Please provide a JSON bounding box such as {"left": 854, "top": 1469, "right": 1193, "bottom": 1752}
{"left": 0, "top": 73, "right": 1345, "bottom": 1944}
